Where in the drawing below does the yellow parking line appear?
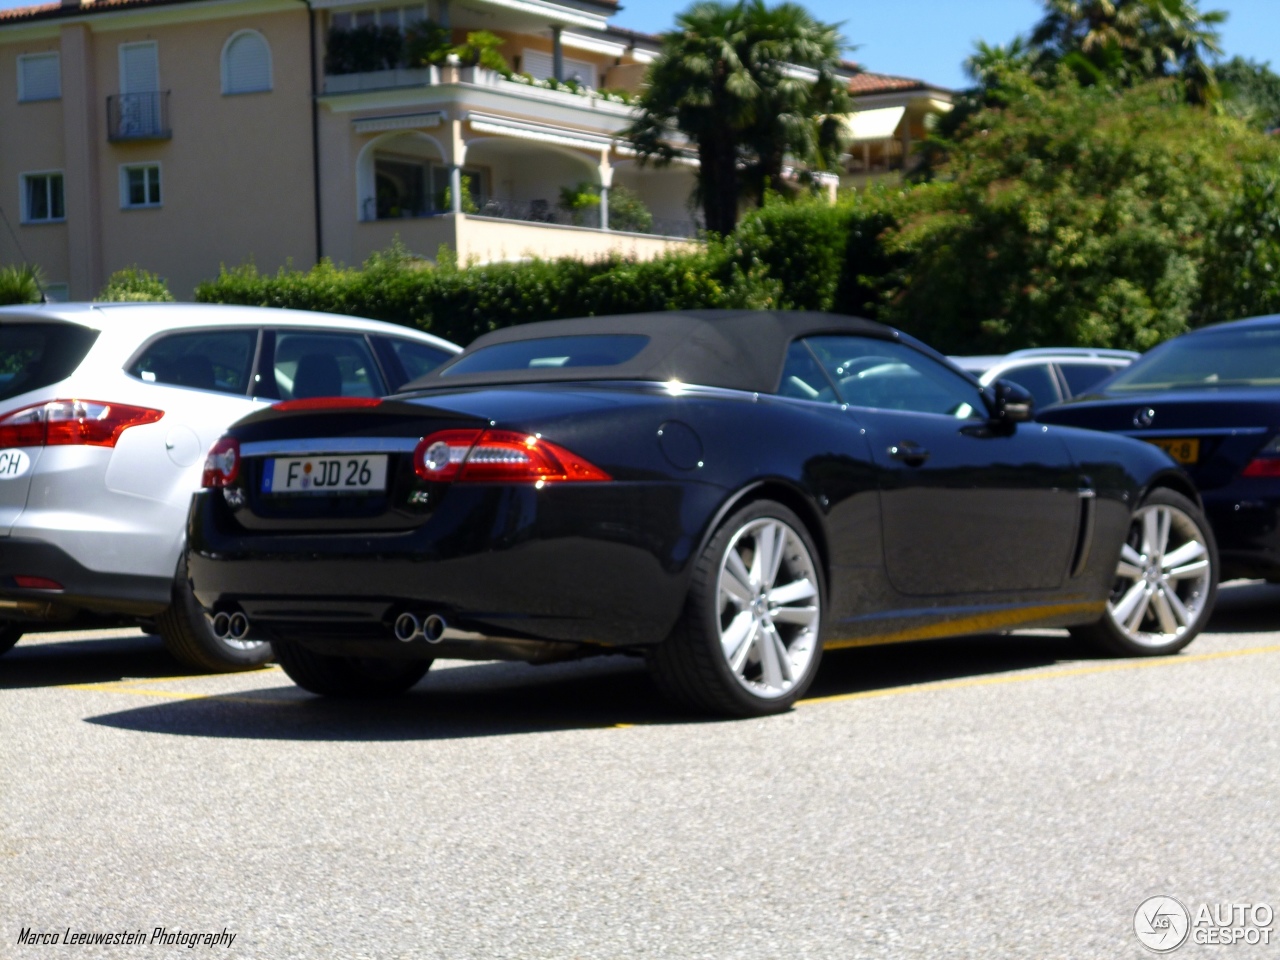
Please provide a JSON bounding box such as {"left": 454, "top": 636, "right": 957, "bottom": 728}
{"left": 801, "top": 643, "right": 1280, "bottom": 707}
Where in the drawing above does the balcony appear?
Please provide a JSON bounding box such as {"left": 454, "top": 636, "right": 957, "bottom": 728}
{"left": 107, "top": 92, "right": 171, "bottom": 142}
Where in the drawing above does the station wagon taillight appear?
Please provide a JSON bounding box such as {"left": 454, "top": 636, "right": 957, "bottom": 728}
{"left": 202, "top": 436, "right": 241, "bottom": 488}
{"left": 0, "top": 400, "right": 164, "bottom": 449}
{"left": 413, "top": 429, "right": 611, "bottom": 484}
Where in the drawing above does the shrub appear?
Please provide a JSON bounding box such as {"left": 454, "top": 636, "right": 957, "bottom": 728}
{"left": 607, "top": 185, "right": 654, "bottom": 234}
{"left": 96, "top": 266, "right": 175, "bottom": 302}
{"left": 0, "top": 264, "right": 45, "bottom": 305}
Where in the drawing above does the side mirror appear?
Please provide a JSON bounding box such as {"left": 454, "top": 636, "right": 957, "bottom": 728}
{"left": 987, "top": 379, "right": 1035, "bottom": 425}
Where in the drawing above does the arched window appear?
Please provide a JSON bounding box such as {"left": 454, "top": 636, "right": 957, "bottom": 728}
{"left": 222, "top": 30, "right": 272, "bottom": 95}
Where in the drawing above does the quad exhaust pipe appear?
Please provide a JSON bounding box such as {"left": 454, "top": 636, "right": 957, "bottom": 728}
{"left": 394, "top": 612, "right": 447, "bottom": 644}
{"left": 210, "top": 611, "right": 250, "bottom": 641}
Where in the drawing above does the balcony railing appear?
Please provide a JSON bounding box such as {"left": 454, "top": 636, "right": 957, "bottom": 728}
{"left": 107, "top": 92, "right": 171, "bottom": 142}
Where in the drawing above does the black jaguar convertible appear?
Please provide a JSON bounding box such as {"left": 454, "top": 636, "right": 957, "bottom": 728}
{"left": 186, "top": 312, "right": 1218, "bottom": 717}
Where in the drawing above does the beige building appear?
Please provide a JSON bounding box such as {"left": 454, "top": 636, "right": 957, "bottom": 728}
{"left": 0, "top": 0, "right": 950, "bottom": 299}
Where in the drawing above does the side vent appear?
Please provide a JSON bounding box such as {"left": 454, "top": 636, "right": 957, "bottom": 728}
{"left": 1069, "top": 485, "right": 1097, "bottom": 579}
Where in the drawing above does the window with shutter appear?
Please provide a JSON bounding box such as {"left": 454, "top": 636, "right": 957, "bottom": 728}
{"left": 521, "top": 48, "right": 598, "bottom": 88}
{"left": 222, "top": 30, "right": 272, "bottom": 95}
{"left": 17, "top": 53, "right": 60, "bottom": 102}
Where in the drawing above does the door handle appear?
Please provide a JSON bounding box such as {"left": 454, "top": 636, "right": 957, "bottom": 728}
{"left": 888, "top": 442, "right": 929, "bottom": 466}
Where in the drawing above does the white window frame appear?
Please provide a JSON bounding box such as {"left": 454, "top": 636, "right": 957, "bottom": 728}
{"left": 20, "top": 170, "right": 65, "bottom": 223}
{"left": 17, "top": 52, "right": 61, "bottom": 103}
{"left": 331, "top": 5, "right": 428, "bottom": 32}
{"left": 120, "top": 163, "right": 163, "bottom": 210}
{"left": 221, "top": 29, "right": 273, "bottom": 95}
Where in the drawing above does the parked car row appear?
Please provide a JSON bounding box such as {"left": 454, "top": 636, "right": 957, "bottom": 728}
{"left": 950, "top": 347, "right": 1139, "bottom": 410}
{"left": 3, "top": 304, "right": 1273, "bottom": 718}
{"left": 0, "top": 304, "right": 459, "bottom": 669}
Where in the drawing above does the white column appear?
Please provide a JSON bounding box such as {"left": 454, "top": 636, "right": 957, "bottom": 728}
{"left": 598, "top": 150, "right": 613, "bottom": 231}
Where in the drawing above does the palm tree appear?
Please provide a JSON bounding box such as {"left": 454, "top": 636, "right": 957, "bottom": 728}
{"left": 1029, "top": 0, "right": 1225, "bottom": 101}
{"left": 625, "top": 1, "right": 849, "bottom": 235}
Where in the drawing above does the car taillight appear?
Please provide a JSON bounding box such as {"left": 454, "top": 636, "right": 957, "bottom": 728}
{"left": 0, "top": 400, "right": 164, "bottom": 449}
{"left": 202, "top": 436, "right": 241, "bottom": 488}
{"left": 413, "top": 429, "right": 611, "bottom": 484}
{"left": 1243, "top": 436, "right": 1280, "bottom": 477}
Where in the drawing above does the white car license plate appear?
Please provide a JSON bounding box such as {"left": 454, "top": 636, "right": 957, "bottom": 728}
{"left": 263, "top": 455, "right": 388, "bottom": 495}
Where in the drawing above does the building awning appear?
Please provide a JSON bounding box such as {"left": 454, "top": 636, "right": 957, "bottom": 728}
{"left": 843, "top": 106, "right": 905, "bottom": 142}
{"left": 466, "top": 113, "right": 614, "bottom": 153}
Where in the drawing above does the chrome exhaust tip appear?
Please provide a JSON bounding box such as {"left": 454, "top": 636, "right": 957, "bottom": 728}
{"left": 228, "top": 612, "right": 251, "bottom": 641}
{"left": 394, "top": 612, "right": 421, "bottom": 643}
{"left": 210, "top": 612, "right": 232, "bottom": 640}
{"left": 422, "top": 614, "right": 447, "bottom": 644}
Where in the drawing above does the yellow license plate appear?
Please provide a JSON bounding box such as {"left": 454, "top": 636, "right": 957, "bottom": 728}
{"left": 1148, "top": 438, "right": 1199, "bottom": 464}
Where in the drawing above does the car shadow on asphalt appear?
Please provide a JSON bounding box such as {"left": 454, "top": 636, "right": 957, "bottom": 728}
{"left": 22, "top": 579, "right": 1279, "bottom": 743}
{"left": 74, "top": 631, "right": 1093, "bottom": 742}
{"left": 0, "top": 630, "right": 214, "bottom": 690}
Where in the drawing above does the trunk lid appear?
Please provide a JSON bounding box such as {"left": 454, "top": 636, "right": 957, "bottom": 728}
{"left": 1039, "top": 387, "right": 1280, "bottom": 489}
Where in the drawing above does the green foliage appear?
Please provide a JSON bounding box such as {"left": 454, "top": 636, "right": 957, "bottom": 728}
{"left": 453, "top": 31, "right": 508, "bottom": 73}
{"left": 876, "top": 77, "right": 1279, "bottom": 353}
{"left": 1218, "top": 56, "right": 1280, "bottom": 130}
{"left": 1198, "top": 168, "right": 1280, "bottom": 322}
{"left": 626, "top": 0, "right": 849, "bottom": 235}
{"left": 0, "top": 264, "right": 44, "bottom": 305}
{"left": 402, "top": 21, "right": 453, "bottom": 67}
{"left": 96, "top": 266, "right": 175, "bottom": 302}
{"left": 324, "top": 24, "right": 404, "bottom": 74}
{"left": 443, "top": 174, "right": 479, "bottom": 214}
{"left": 607, "top": 185, "right": 655, "bottom": 234}
{"left": 558, "top": 182, "right": 602, "bottom": 227}
{"left": 195, "top": 240, "right": 777, "bottom": 345}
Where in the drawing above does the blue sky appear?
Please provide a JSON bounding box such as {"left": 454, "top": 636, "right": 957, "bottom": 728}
{"left": 609, "top": 0, "right": 1280, "bottom": 91}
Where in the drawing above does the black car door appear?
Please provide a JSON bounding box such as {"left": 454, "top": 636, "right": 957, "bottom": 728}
{"left": 803, "top": 336, "right": 1083, "bottom": 596}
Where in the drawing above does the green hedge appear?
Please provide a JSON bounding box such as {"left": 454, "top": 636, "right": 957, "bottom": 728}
{"left": 196, "top": 239, "right": 779, "bottom": 345}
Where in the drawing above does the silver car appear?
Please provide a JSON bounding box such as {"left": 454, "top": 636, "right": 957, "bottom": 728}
{"left": 0, "top": 303, "right": 459, "bottom": 669}
{"left": 950, "top": 347, "right": 1139, "bottom": 410}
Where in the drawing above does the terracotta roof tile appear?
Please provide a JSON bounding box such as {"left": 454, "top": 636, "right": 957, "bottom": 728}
{"left": 848, "top": 71, "right": 929, "bottom": 95}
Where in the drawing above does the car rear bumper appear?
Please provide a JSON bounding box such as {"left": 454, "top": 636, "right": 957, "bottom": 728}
{"left": 1203, "top": 489, "right": 1280, "bottom": 581}
{"left": 0, "top": 537, "right": 173, "bottom": 620}
{"left": 186, "top": 482, "right": 720, "bottom": 650}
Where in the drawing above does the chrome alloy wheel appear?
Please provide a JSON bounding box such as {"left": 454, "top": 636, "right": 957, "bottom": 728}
{"left": 715, "top": 517, "right": 820, "bottom": 699}
{"left": 1107, "top": 502, "right": 1212, "bottom": 649}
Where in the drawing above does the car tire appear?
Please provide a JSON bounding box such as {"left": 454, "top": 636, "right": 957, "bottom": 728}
{"left": 1071, "top": 487, "right": 1218, "bottom": 657}
{"left": 157, "top": 558, "right": 273, "bottom": 673}
{"left": 273, "top": 641, "right": 432, "bottom": 698}
{"left": 0, "top": 621, "right": 22, "bottom": 656}
{"left": 649, "top": 500, "right": 824, "bottom": 717}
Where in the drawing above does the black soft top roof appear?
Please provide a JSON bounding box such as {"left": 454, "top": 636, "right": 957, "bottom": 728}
{"left": 409, "top": 310, "right": 897, "bottom": 393}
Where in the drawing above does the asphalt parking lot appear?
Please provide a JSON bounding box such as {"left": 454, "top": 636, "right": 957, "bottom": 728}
{"left": 3, "top": 582, "right": 1279, "bottom": 960}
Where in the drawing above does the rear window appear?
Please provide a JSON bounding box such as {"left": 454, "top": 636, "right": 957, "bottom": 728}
{"left": 129, "top": 330, "right": 257, "bottom": 395}
{"left": 442, "top": 335, "right": 649, "bottom": 377}
{"left": 0, "top": 322, "right": 99, "bottom": 402}
{"left": 1107, "top": 328, "right": 1280, "bottom": 391}
{"left": 1059, "top": 362, "right": 1121, "bottom": 396}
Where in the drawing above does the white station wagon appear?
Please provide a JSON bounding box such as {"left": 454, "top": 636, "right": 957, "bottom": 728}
{"left": 0, "top": 303, "right": 459, "bottom": 670}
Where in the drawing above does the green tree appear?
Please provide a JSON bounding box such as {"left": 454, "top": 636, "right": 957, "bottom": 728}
{"left": 1217, "top": 56, "right": 1280, "bottom": 131}
{"left": 626, "top": 0, "right": 849, "bottom": 235}
{"left": 877, "top": 75, "right": 1280, "bottom": 353}
{"left": 1029, "top": 0, "right": 1226, "bottom": 102}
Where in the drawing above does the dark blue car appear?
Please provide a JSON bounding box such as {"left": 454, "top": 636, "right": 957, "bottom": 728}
{"left": 1038, "top": 315, "right": 1280, "bottom": 583}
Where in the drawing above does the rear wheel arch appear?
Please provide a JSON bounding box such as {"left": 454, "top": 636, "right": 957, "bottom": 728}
{"left": 697, "top": 480, "right": 831, "bottom": 592}
{"left": 1142, "top": 470, "right": 1201, "bottom": 510}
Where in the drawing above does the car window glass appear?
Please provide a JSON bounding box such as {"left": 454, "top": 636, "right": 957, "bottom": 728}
{"left": 442, "top": 335, "right": 649, "bottom": 376}
{"left": 274, "top": 332, "right": 381, "bottom": 400}
{"left": 388, "top": 338, "right": 451, "bottom": 386}
{"left": 1, "top": 323, "right": 99, "bottom": 402}
{"left": 805, "top": 335, "right": 984, "bottom": 418}
{"left": 1108, "top": 328, "right": 1280, "bottom": 390}
{"left": 997, "top": 363, "right": 1061, "bottom": 408}
{"left": 130, "top": 330, "right": 255, "bottom": 395}
{"left": 776, "top": 340, "right": 837, "bottom": 404}
{"left": 1059, "top": 362, "right": 1116, "bottom": 396}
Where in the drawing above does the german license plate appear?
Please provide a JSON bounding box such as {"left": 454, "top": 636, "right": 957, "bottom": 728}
{"left": 1147, "top": 438, "right": 1199, "bottom": 465}
{"left": 263, "top": 455, "right": 388, "bottom": 494}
